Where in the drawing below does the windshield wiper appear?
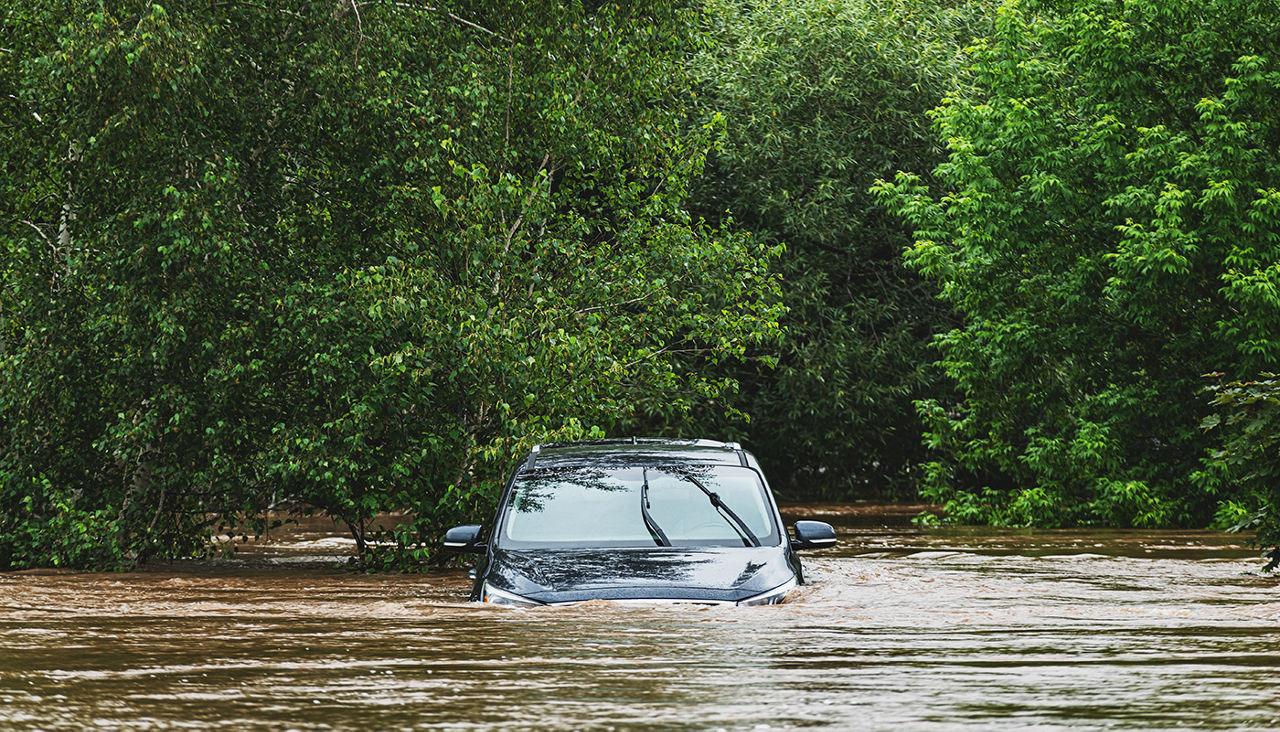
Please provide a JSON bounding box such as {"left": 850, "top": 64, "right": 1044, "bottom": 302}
{"left": 640, "top": 468, "right": 671, "bottom": 547}
{"left": 678, "top": 472, "right": 761, "bottom": 548}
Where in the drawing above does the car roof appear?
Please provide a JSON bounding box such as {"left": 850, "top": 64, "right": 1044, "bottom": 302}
{"left": 518, "top": 438, "right": 750, "bottom": 472}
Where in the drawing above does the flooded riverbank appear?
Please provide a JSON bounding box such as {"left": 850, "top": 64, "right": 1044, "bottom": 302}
{"left": 2, "top": 506, "right": 1277, "bottom": 730}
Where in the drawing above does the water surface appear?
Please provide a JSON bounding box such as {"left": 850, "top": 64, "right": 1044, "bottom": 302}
{"left": 2, "top": 505, "right": 1277, "bottom": 730}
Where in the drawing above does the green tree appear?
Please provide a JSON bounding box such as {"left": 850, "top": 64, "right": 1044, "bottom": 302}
{"left": 678, "top": 0, "right": 988, "bottom": 496}
{"left": 874, "top": 0, "right": 1280, "bottom": 527}
{"left": 0, "top": 0, "right": 781, "bottom": 570}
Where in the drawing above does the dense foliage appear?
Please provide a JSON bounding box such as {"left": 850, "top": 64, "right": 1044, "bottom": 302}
{"left": 679, "top": 0, "right": 987, "bottom": 495}
{"left": 874, "top": 0, "right": 1280, "bottom": 528}
{"left": 0, "top": 1, "right": 781, "bottom": 569}
{"left": 1201, "top": 375, "right": 1280, "bottom": 569}
{"left": 6, "top": 0, "right": 1280, "bottom": 571}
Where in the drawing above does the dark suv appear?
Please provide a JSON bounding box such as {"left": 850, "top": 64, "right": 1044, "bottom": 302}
{"left": 443, "top": 438, "right": 837, "bottom": 606}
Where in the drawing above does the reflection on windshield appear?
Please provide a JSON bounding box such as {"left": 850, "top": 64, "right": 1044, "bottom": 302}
{"left": 501, "top": 466, "right": 779, "bottom": 548}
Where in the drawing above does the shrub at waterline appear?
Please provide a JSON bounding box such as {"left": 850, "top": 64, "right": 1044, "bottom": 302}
{"left": 1200, "top": 374, "right": 1280, "bottom": 569}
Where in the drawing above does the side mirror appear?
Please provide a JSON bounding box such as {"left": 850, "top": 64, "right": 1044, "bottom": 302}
{"left": 442, "top": 524, "right": 487, "bottom": 553}
{"left": 790, "top": 520, "right": 837, "bottom": 550}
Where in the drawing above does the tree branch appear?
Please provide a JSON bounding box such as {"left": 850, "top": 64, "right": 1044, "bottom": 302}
{"left": 18, "top": 219, "right": 52, "bottom": 247}
{"left": 621, "top": 344, "right": 708, "bottom": 370}
{"left": 574, "top": 292, "right": 659, "bottom": 315}
{"left": 350, "top": 0, "right": 365, "bottom": 69}
{"left": 375, "top": 2, "right": 510, "bottom": 42}
{"left": 489, "top": 152, "right": 553, "bottom": 304}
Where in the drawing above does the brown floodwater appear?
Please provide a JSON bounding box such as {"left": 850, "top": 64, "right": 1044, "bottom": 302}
{"left": 2, "top": 504, "right": 1278, "bottom": 730}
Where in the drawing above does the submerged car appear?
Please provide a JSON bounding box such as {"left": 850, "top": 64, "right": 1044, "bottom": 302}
{"left": 442, "top": 438, "right": 837, "bottom": 606}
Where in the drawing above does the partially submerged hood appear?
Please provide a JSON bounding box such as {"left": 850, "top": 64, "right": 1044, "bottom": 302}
{"left": 484, "top": 545, "right": 797, "bottom": 604}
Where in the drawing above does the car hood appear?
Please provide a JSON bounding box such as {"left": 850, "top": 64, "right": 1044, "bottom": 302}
{"left": 483, "top": 545, "right": 797, "bottom": 604}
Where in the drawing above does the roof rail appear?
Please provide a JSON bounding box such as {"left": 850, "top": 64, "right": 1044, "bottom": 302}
{"left": 534, "top": 437, "right": 742, "bottom": 451}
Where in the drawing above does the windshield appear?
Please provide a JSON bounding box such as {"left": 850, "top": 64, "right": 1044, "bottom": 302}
{"left": 499, "top": 465, "right": 780, "bottom": 549}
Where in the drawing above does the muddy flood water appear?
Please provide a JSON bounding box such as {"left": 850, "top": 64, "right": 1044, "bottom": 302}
{"left": 3, "top": 504, "right": 1278, "bottom": 730}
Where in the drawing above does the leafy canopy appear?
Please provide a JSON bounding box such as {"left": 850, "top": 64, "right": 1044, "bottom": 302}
{"left": 0, "top": 0, "right": 781, "bottom": 569}
{"left": 874, "top": 0, "right": 1280, "bottom": 528}
{"left": 682, "top": 0, "right": 988, "bottom": 495}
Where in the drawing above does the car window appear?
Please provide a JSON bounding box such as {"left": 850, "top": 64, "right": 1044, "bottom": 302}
{"left": 645, "top": 468, "right": 774, "bottom": 543}
{"left": 501, "top": 465, "right": 779, "bottom": 548}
